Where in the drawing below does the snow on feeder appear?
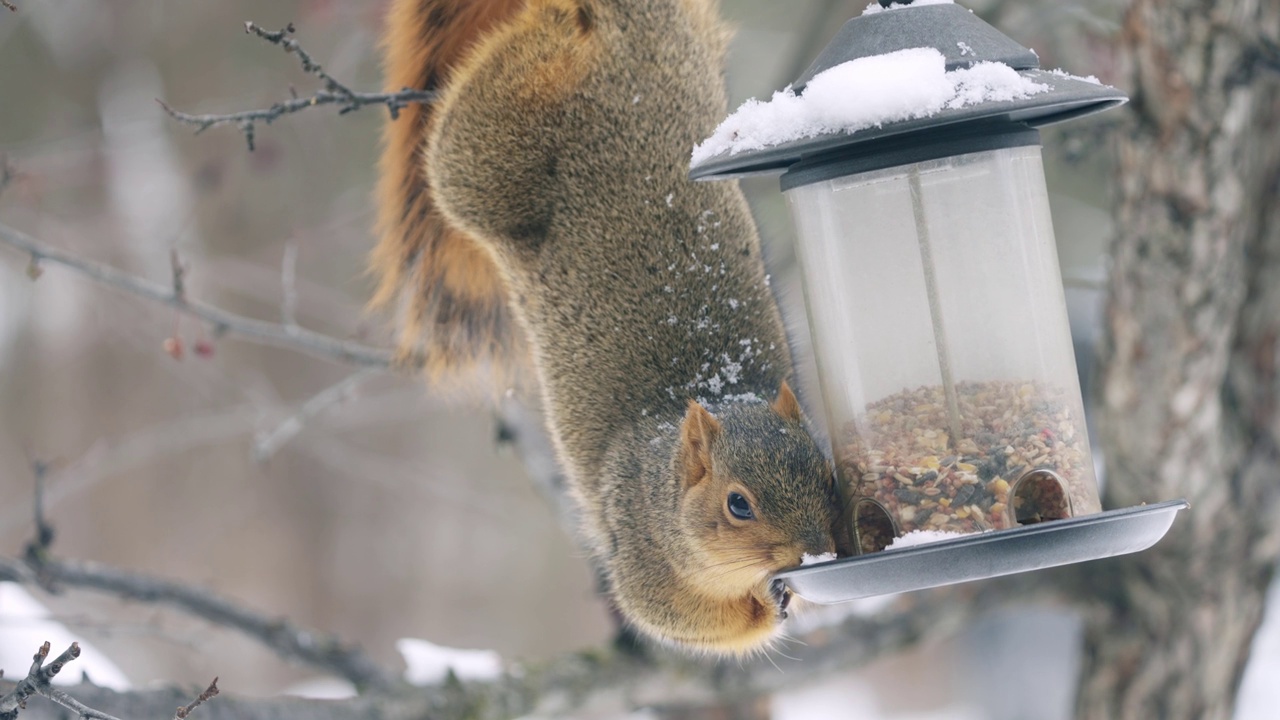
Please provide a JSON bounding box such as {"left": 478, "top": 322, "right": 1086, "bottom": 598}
{"left": 690, "top": 0, "right": 1187, "bottom": 602}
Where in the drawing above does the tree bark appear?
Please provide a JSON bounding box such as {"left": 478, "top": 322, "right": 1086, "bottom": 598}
{"left": 1076, "top": 0, "right": 1280, "bottom": 717}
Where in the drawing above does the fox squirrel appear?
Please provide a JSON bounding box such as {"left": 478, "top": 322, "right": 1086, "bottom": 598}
{"left": 372, "top": 0, "right": 844, "bottom": 653}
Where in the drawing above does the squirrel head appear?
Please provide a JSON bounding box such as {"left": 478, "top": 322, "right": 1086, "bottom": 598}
{"left": 674, "top": 382, "right": 840, "bottom": 601}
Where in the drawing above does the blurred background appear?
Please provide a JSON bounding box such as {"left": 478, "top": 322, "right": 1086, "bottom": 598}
{"left": 0, "top": 1, "right": 1275, "bottom": 718}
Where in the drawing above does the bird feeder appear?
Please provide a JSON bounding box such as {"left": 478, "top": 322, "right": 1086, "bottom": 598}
{"left": 690, "top": 0, "right": 1186, "bottom": 602}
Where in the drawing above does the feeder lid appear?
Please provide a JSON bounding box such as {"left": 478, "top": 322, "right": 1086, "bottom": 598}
{"left": 689, "top": 1, "right": 1127, "bottom": 181}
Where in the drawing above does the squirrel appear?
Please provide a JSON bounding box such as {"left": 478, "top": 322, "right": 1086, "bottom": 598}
{"left": 371, "top": 0, "right": 846, "bottom": 654}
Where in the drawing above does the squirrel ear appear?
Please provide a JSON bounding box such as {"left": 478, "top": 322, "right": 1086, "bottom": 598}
{"left": 771, "top": 381, "right": 803, "bottom": 422}
{"left": 679, "top": 400, "right": 721, "bottom": 490}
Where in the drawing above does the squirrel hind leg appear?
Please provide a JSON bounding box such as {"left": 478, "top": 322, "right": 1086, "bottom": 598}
{"left": 424, "top": 0, "right": 601, "bottom": 252}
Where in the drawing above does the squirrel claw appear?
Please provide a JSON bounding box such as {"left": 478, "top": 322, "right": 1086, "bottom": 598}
{"left": 770, "top": 579, "right": 793, "bottom": 620}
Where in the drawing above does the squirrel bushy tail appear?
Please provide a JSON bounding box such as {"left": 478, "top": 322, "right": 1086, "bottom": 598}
{"left": 371, "top": 0, "right": 530, "bottom": 391}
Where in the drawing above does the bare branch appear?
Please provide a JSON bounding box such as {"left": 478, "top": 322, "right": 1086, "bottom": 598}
{"left": 30, "top": 684, "right": 120, "bottom": 720}
{"left": 169, "top": 249, "right": 186, "bottom": 301}
{"left": 173, "top": 679, "right": 219, "bottom": 720}
{"left": 0, "top": 554, "right": 396, "bottom": 692}
{"left": 27, "top": 458, "right": 54, "bottom": 553}
{"left": 0, "top": 642, "right": 123, "bottom": 720}
{"left": 0, "top": 222, "right": 397, "bottom": 369}
{"left": 158, "top": 23, "right": 435, "bottom": 151}
{"left": 242, "top": 22, "right": 357, "bottom": 101}
{"left": 0, "top": 642, "right": 219, "bottom": 720}
{"left": 280, "top": 242, "right": 299, "bottom": 329}
{"left": 0, "top": 155, "right": 14, "bottom": 196}
{"left": 0, "top": 641, "right": 56, "bottom": 719}
{"left": 253, "top": 367, "right": 381, "bottom": 462}
{"left": 0, "top": 556, "right": 35, "bottom": 585}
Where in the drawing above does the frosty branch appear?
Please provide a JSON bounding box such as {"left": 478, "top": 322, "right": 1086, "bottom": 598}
{"left": 158, "top": 22, "right": 435, "bottom": 152}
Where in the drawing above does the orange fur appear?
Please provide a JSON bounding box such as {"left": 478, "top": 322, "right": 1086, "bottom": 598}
{"left": 371, "top": 0, "right": 531, "bottom": 391}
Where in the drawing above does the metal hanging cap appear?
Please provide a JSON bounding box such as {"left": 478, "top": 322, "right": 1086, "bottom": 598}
{"left": 690, "top": 2, "right": 1127, "bottom": 181}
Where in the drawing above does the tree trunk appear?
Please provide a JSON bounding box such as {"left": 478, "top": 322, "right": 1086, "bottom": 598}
{"left": 1077, "top": 0, "right": 1280, "bottom": 717}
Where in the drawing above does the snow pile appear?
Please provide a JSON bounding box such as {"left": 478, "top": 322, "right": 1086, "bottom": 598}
{"left": 885, "top": 529, "right": 972, "bottom": 550}
{"left": 801, "top": 552, "right": 837, "bottom": 566}
{"left": 691, "top": 48, "right": 1049, "bottom": 166}
{"left": 397, "top": 638, "right": 503, "bottom": 685}
{"left": 862, "top": 0, "right": 955, "bottom": 16}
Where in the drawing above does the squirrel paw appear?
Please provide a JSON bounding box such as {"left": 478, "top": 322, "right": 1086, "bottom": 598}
{"left": 769, "top": 579, "right": 792, "bottom": 621}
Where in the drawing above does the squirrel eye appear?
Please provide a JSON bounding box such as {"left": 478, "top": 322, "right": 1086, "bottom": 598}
{"left": 727, "top": 492, "right": 754, "bottom": 520}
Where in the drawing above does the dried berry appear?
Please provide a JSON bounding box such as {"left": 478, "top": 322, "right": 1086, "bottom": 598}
{"left": 163, "top": 337, "right": 184, "bottom": 360}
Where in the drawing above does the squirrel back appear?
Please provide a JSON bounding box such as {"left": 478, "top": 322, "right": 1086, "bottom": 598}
{"left": 376, "top": 0, "right": 845, "bottom": 653}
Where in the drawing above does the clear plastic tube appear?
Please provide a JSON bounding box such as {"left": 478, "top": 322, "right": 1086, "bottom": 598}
{"left": 786, "top": 145, "right": 1100, "bottom": 553}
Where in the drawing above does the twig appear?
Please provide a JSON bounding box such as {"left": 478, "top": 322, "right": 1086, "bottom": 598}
{"left": 0, "top": 222, "right": 398, "bottom": 369}
{"left": 169, "top": 249, "right": 186, "bottom": 301}
{"left": 280, "top": 242, "right": 298, "bottom": 329}
{"left": 0, "top": 155, "right": 14, "bottom": 196}
{"left": 158, "top": 22, "right": 435, "bottom": 151}
{"left": 253, "top": 367, "right": 381, "bottom": 462}
{"left": 1, "top": 554, "right": 395, "bottom": 692}
{"left": 1, "top": 2, "right": 15, "bottom": 12}
{"left": 173, "top": 679, "right": 218, "bottom": 720}
{"left": 28, "top": 458, "right": 54, "bottom": 553}
{"left": 243, "top": 23, "right": 357, "bottom": 101}
{"left": 0, "top": 642, "right": 121, "bottom": 720}
{"left": 0, "top": 643, "right": 219, "bottom": 720}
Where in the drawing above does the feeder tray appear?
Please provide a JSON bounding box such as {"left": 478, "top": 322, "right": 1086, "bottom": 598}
{"left": 776, "top": 500, "right": 1188, "bottom": 603}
